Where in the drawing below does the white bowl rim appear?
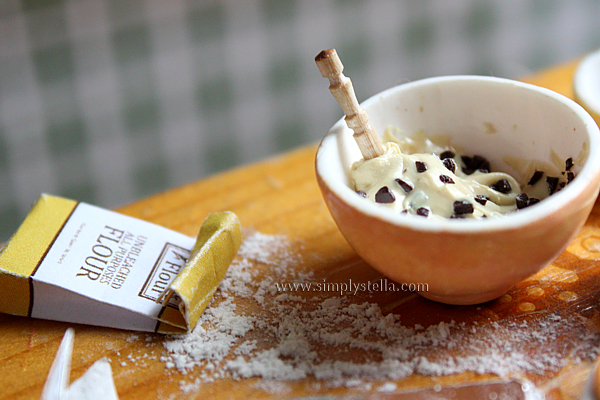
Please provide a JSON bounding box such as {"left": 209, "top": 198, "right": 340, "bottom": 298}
{"left": 316, "top": 75, "right": 600, "bottom": 234}
{"left": 574, "top": 48, "right": 600, "bottom": 118}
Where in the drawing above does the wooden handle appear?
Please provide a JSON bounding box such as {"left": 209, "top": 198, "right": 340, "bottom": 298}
{"left": 315, "top": 49, "right": 385, "bottom": 160}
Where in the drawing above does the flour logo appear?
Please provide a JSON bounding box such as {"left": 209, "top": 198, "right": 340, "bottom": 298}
{"left": 139, "top": 243, "right": 191, "bottom": 308}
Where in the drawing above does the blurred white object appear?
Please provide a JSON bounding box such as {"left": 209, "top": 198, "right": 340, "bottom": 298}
{"left": 40, "top": 328, "right": 119, "bottom": 400}
{"left": 66, "top": 358, "right": 119, "bottom": 400}
{"left": 41, "top": 328, "right": 74, "bottom": 400}
{"left": 574, "top": 48, "right": 600, "bottom": 125}
{"left": 581, "top": 362, "right": 600, "bottom": 400}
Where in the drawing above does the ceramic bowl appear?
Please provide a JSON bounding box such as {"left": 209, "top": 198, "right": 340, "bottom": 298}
{"left": 315, "top": 75, "right": 600, "bottom": 305}
{"left": 574, "top": 48, "right": 600, "bottom": 127}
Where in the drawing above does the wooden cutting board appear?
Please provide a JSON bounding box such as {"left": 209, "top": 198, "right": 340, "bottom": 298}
{"left": 1, "top": 60, "right": 599, "bottom": 400}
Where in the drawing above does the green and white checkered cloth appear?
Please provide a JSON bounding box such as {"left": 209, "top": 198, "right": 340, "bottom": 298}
{"left": 1, "top": 0, "right": 600, "bottom": 241}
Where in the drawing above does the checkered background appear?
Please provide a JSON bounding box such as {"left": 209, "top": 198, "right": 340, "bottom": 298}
{"left": 1, "top": 0, "right": 600, "bottom": 242}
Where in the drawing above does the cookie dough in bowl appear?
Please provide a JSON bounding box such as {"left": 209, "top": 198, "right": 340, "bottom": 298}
{"left": 315, "top": 75, "right": 600, "bottom": 305}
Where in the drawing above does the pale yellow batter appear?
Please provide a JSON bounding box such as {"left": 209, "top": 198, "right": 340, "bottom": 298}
{"left": 349, "top": 128, "right": 571, "bottom": 219}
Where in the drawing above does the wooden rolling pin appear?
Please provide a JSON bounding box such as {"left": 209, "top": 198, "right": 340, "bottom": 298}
{"left": 315, "top": 48, "right": 385, "bottom": 160}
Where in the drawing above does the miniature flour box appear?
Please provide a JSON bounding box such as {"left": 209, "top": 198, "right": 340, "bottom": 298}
{"left": 0, "top": 194, "right": 241, "bottom": 334}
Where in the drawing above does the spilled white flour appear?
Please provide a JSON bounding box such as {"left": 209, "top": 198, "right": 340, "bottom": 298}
{"left": 161, "top": 231, "right": 600, "bottom": 390}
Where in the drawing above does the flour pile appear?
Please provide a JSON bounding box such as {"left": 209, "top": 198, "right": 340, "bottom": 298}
{"left": 161, "top": 231, "right": 600, "bottom": 387}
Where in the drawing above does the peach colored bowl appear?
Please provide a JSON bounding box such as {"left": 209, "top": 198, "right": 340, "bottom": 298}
{"left": 315, "top": 75, "right": 600, "bottom": 305}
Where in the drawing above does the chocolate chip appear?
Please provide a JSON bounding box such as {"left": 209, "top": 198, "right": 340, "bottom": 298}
{"left": 461, "top": 155, "right": 490, "bottom": 175}
{"left": 375, "top": 186, "right": 395, "bottom": 203}
{"left": 440, "top": 151, "right": 455, "bottom": 159}
{"left": 474, "top": 195, "right": 488, "bottom": 206}
{"left": 565, "top": 158, "right": 574, "bottom": 171}
{"left": 474, "top": 155, "right": 491, "bottom": 170}
{"left": 516, "top": 193, "right": 529, "bottom": 209}
{"left": 567, "top": 171, "right": 575, "bottom": 183}
{"left": 442, "top": 158, "right": 457, "bottom": 173}
{"left": 356, "top": 190, "right": 367, "bottom": 198}
{"left": 546, "top": 176, "right": 559, "bottom": 194}
{"left": 527, "top": 170, "right": 544, "bottom": 186}
{"left": 439, "top": 175, "right": 455, "bottom": 184}
{"left": 395, "top": 178, "right": 414, "bottom": 193}
{"left": 415, "top": 161, "right": 428, "bottom": 173}
{"left": 491, "top": 179, "right": 512, "bottom": 193}
{"left": 516, "top": 193, "right": 541, "bottom": 209}
{"left": 453, "top": 200, "right": 474, "bottom": 215}
{"left": 416, "top": 207, "right": 429, "bottom": 217}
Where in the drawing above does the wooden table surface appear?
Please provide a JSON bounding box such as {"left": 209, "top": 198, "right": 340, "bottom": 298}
{"left": 2, "top": 59, "right": 599, "bottom": 400}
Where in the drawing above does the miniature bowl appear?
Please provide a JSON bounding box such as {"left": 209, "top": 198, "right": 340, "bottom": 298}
{"left": 574, "top": 48, "right": 600, "bottom": 127}
{"left": 315, "top": 75, "right": 600, "bottom": 305}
